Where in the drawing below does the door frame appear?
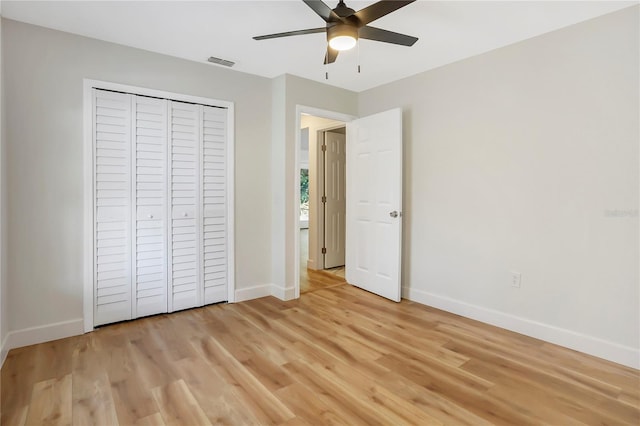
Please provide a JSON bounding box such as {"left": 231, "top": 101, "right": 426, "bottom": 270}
{"left": 294, "top": 106, "right": 356, "bottom": 299}
{"left": 83, "top": 79, "right": 235, "bottom": 332}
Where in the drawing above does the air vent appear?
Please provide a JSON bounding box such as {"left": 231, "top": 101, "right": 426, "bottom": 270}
{"left": 207, "top": 56, "right": 235, "bottom": 67}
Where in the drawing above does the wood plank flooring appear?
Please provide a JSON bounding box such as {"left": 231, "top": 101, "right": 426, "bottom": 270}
{"left": 2, "top": 283, "right": 639, "bottom": 425}
{"left": 300, "top": 267, "right": 345, "bottom": 294}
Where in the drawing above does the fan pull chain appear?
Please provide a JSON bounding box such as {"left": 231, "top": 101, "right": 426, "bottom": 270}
{"left": 325, "top": 50, "right": 329, "bottom": 80}
{"left": 357, "top": 39, "right": 361, "bottom": 73}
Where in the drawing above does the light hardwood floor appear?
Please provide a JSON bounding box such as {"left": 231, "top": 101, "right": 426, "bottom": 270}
{"left": 299, "top": 228, "right": 346, "bottom": 294}
{"left": 2, "top": 283, "right": 639, "bottom": 425}
{"left": 300, "top": 267, "right": 345, "bottom": 294}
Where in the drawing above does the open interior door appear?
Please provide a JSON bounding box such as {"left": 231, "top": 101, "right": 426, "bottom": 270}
{"left": 346, "top": 108, "right": 403, "bottom": 302}
{"left": 324, "top": 130, "right": 346, "bottom": 269}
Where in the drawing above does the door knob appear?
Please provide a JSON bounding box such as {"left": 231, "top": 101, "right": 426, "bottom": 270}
{"left": 389, "top": 211, "right": 399, "bottom": 218}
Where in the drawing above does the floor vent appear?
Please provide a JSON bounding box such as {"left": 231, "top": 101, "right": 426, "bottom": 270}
{"left": 207, "top": 56, "right": 235, "bottom": 67}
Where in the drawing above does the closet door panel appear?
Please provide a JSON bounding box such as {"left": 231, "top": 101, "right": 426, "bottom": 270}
{"left": 94, "top": 89, "right": 231, "bottom": 326}
{"left": 94, "top": 90, "right": 132, "bottom": 326}
{"left": 134, "top": 95, "right": 168, "bottom": 318}
{"left": 202, "top": 106, "right": 228, "bottom": 304}
{"left": 169, "top": 101, "right": 201, "bottom": 312}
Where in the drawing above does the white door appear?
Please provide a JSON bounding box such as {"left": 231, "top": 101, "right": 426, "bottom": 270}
{"left": 324, "top": 130, "right": 346, "bottom": 269}
{"left": 201, "top": 106, "right": 228, "bottom": 305}
{"left": 93, "top": 90, "right": 133, "bottom": 325}
{"left": 133, "top": 95, "right": 168, "bottom": 318}
{"left": 168, "top": 101, "right": 202, "bottom": 312}
{"left": 92, "top": 87, "right": 232, "bottom": 327}
{"left": 345, "top": 108, "right": 403, "bottom": 302}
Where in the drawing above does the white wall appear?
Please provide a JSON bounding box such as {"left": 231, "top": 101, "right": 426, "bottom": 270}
{"left": 269, "top": 75, "right": 287, "bottom": 299}
{"left": 271, "top": 75, "right": 357, "bottom": 299}
{"left": 2, "top": 19, "right": 273, "bottom": 341}
{"left": 0, "top": 10, "right": 6, "bottom": 365}
{"left": 359, "top": 6, "right": 639, "bottom": 367}
{"left": 299, "top": 127, "right": 309, "bottom": 169}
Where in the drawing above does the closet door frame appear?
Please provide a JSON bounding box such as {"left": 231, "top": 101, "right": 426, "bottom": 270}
{"left": 83, "top": 79, "right": 235, "bottom": 332}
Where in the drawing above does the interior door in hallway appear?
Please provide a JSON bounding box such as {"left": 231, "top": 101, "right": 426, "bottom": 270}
{"left": 345, "top": 108, "right": 403, "bottom": 302}
{"left": 324, "top": 130, "right": 346, "bottom": 269}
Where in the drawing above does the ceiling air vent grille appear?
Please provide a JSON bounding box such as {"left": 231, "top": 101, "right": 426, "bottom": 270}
{"left": 207, "top": 56, "right": 235, "bottom": 67}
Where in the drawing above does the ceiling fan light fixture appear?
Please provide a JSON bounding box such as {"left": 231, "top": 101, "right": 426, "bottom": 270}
{"left": 327, "top": 23, "right": 358, "bottom": 51}
{"left": 329, "top": 35, "right": 357, "bottom": 51}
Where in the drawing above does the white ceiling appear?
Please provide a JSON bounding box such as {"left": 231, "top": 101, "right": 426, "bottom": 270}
{"left": 2, "top": 0, "right": 637, "bottom": 92}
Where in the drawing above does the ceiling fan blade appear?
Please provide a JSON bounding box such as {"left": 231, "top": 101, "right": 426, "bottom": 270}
{"left": 359, "top": 26, "right": 418, "bottom": 46}
{"left": 354, "top": 0, "right": 416, "bottom": 25}
{"left": 253, "top": 27, "right": 326, "bottom": 40}
{"left": 303, "top": 0, "right": 340, "bottom": 22}
{"left": 324, "top": 46, "right": 339, "bottom": 64}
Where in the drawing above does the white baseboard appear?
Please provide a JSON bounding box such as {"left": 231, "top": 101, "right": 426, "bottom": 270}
{"left": 307, "top": 259, "right": 318, "bottom": 270}
{"left": 1, "top": 333, "right": 8, "bottom": 368}
{"left": 404, "top": 287, "right": 639, "bottom": 370}
{"left": 1, "top": 318, "right": 84, "bottom": 366}
{"left": 234, "top": 284, "right": 272, "bottom": 302}
{"left": 271, "top": 284, "right": 296, "bottom": 301}
{"left": 234, "top": 283, "right": 297, "bottom": 302}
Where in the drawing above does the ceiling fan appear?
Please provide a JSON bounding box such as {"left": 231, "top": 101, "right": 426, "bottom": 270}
{"left": 253, "top": 0, "right": 419, "bottom": 65}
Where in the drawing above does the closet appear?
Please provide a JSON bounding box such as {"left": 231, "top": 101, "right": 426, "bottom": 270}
{"left": 92, "top": 88, "right": 230, "bottom": 327}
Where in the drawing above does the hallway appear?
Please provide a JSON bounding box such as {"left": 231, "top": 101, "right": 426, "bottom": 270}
{"left": 299, "top": 229, "right": 345, "bottom": 294}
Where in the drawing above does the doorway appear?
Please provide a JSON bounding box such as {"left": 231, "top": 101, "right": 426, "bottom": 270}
{"left": 297, "top": 112, "right": 349, "bottom": 295}
{"left": 293, "top": 106, "right": 404, "bottom": 302}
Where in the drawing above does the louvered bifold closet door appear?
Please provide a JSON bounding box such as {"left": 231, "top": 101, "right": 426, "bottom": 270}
{"left": 94, "top": 90, "right": 133, "bottom": 326}
{"left": 133, "top": 96, "right": 168, "bottom": 318}
{"left": 169, "top": 101, "right": 202, "bottom": 311}
{"left": 202, "top": 106, "right": 228, "bottom": 304}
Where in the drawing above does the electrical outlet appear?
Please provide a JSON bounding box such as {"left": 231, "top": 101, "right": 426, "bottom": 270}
{"left": 511, "top": 271, "right": 522, "bottom": 288}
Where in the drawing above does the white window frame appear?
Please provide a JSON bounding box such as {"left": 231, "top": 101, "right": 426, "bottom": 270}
{"left": 83, "top": 79, "right": 235, "bottom": 332}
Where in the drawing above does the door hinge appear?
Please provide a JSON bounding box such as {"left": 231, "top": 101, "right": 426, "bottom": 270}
{"left": 321, "top": 144, "right": 327, "bottom": 152}
{"left": 321, "top": 247, "right": 327, "bottom": 254}
{"left": 321, "top": 195, "right": 327, "bottom": 203}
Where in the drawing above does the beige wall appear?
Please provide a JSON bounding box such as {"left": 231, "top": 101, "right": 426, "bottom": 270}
{"left": 359, "top": 6, "right": 639, "bottom": 366}
{"left": 2, "top": 19, "right": 273, "bottom": 333}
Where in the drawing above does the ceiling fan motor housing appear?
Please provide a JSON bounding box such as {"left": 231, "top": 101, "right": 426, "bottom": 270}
{"left": 327, "top": 22, "right": 359, "bottom": 43}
